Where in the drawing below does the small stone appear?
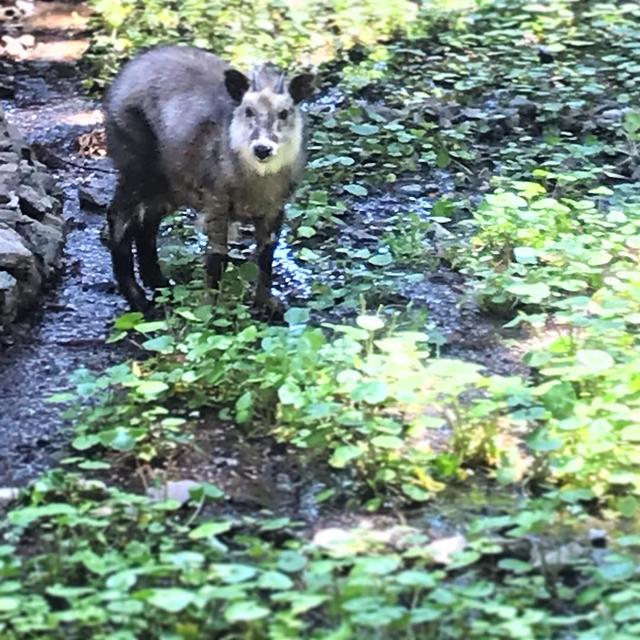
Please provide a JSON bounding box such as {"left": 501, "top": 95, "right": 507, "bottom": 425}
{"left": 0, "top": 270, "right": 19, "bottom": 325}
{"left": 18, "top": 184, "right": 53, "bottom": 220}
{"left": 508, "top": 95, "right": 537, "bottom": 121}
{"left": 0, "top": 487, "right": 20, "bottom": 507}
{"left": 538, "top": 46, "right": 555, "bottom": 64}
{"left": 79, "top": 185, "right": 109, "bottom": 211}
{"left": 397, "top": 183, "right": 424, "bottom": 196}
{"left": 0, "top": 225, "right": 33, "bottom": 268}
{"left": 147, "top": 480, "right": 202, "bottom": 505}
{"left": 0, "top": 208, "right": 24, "bottom": 228}
{"left": 425, "top": 534, "right": 466, "bottom": 565}
{"left": 0, "top": 225, "right": 41, "bottom": 303}
{"left": 17, "top": 217, "right": 64, "bottom": 277}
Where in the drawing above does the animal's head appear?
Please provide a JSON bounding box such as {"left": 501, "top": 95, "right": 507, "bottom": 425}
{"left": 225, "top": 64, "right": 315, "bottom": 175}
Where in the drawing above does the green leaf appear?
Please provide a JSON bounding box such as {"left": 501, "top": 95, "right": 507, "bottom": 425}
{"left": 189, "top": 521, "right": 232, "bottom": 539}
{"left": 135, "top": 379, "right": 169, "bottom": 397}
{"left": 344, "top": 183, "right": 368, "bottom": 197}
{"left": 371, "top": 435, "right": 404, "bottom": 449}
{"left": 134, "top": 321, "right": 167, "bottom": 334}
{"left": 104, "top": 428, "right": 137, "bottom": 452}
{"left": 575, "top": 349, "right": 615, "bottom": 374}
{"left": 106, "top": 330, "right": 127, "bottom": 343}
{"left": 621, "top": 426, "right": 640, "bottom": 442}
{"left": 77, "top": 460, "right": 111, "bottom": 470}
{"left": 330, "top": 445, "right": 363, "bottom": 469}
{"left": 513, "top": 247, "right": 538, "bottom": 264}
{"left": 278, "top": 382, "right": 303, "bottom": 406}
{"left": 277, "top": 550, "right": 306, "bottom": 573}
{"left": 106, "top": 570, "right": 138, "bottom": 591}
{"left": 401, "top": 484, "right": 431, "bottom": 502}
{"left": 114, "top": 312, "right": 144, "bottom": 330}
{"left": 212, "top": 564, "right": 257, "bottom": 583}
{"left": 486, "top": 192, "right": 527, "bottom": 209}
{"left": 8, "top": 503, "right": 77, "bottom": 527}
{"left": 368, "top": 253, "right": 393, "bottom": 266}
{"left": 284, "top": 307, "right": 310, "bottom": 326}
{"left": 225, "top": 600, "right": 270, "bottom": 623}
{"left": 142, "top": 335, "right": 174, "bottom": 353}
{"left": 351, "top": 380, "right": 389, "bottom": 405}
{"left": 497, "top": 559, "right": 531, "bottom": 574}
{"left": 587, "top": 250, "right": 612, "bottom": 266}
{"left": 436, "top": 147, "right": 450, "bottom": 168}
{"left": 71, "top": 434, "right": 100, "bottom": 451}
{"left": 356, "top": 315, "right": 385, "bottom": 332}
{"left": 238, "top": 261, "right": 259, "bottom": 282}
{"left": 349, "top": 123, "right": 380, "bottom": 136}
{"left": 146, "top": 588, "right": 194, "bottom": 613}
{"left": 618, "top": 496, "right": 638, "bottom": 518}
{"left": 355, "top": 555, "right": 401, "bottom": 575}
{"left": 257, "top": 571, "right": 294, "bottom": 591}
{"left": 396, "top": 570, "right": 437, "bottom": 588}
{"left": 297, "top": 225, "right": 316, "bottom": 238}
{"left": 0, "top": 597, "right": 20, "bottom": 612}
{"left": 505, "top": 282, "right": 551, "bottom": 302}
{"left": 597, "top": 559, "right": 635, "bottom": 582}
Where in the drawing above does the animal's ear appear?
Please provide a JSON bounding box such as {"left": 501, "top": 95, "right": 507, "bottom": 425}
{"left": 288, "top": 73, "right": 315, "bottom": 104}
{"left": 224, "top": 69, "right": 250, "bottom": 103}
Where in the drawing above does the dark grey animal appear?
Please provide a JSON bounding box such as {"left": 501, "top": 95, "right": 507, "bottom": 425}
{"left": 104, "top": 45, "right": 315, "bottom": 312}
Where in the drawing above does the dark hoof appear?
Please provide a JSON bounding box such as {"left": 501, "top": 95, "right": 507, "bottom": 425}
{"left": 141, "top": 274, "right": 171, "bottom": 290}
{"left": 124, "top": 286, "right": 152, "bottom": 313}
{"left": 252, "top": 294, "right": 285, "bottom": 323}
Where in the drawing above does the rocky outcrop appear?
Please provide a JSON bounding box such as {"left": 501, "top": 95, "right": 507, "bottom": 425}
{"left": 0, "top": 104, "right": 64, "bottom": 326}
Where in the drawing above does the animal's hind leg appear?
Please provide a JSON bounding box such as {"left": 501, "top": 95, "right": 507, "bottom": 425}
{"left": 108, "top": 180, "right": 149, "bottom": 311}
{"left": 135, "top": 204, "right": 169, "bottom": 290}
{"left": 254, "top": 212, "right": 284, "bottom": 316}
{"left": 204, "top": 209, "right": 230, "bottom": 290}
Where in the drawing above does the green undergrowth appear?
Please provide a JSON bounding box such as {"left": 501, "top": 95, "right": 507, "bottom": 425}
{"left": 4, "top": 470, "right": 640, "bottom": 639}
{"left": 3, "top": 0, "right": 640, "bottom": 638}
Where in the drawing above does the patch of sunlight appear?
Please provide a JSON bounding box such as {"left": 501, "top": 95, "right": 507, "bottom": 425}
{"left": 59, "top": 108, "right": 103, "bottom": 126}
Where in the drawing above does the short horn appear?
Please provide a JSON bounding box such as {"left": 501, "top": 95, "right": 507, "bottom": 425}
{"left": 251, "top": 68, "right": 262, "bottom": 91}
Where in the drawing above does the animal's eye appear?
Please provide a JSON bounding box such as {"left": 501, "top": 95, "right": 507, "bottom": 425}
{"left": 245, "top": 107, "right": 254, "bottom": 118}
{"left": 278, "top": 109, "right": 289, "bottom": 120}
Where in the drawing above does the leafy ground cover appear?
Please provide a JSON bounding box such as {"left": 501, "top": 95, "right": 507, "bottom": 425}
{"left": 3, "top": 0, "right": 640, "bottom": 638}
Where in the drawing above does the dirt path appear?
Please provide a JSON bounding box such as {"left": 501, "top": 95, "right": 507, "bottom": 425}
{"left": 0, "top": 0, "right": 127, "bottom": 486}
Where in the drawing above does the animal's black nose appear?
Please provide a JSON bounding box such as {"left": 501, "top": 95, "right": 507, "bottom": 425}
{"left": 254, "top": 144, "right": 273, "bottom": 160}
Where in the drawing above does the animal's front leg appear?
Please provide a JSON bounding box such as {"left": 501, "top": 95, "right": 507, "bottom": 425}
{"left": 254, "top": 212, "right": 284, "bottom": 315}
{"left": 204, "top": 209, "right": 229, "bottom": 290}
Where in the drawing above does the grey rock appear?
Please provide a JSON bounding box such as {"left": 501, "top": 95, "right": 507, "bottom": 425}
{"left": 18, "top": 183, "right": 55, "bottom": 220}
{"left": 0, "top": 486, "right": 20, "bottom": 509}
{"left": 0, "top": 167, "right": 20, "bottom": 204}
{"left": 41, "top": 212, "right": 64, "bottom": 230}
{"left": 0, "top": 270, "right": 19, "bottom": 325}
{"left": 397, "top": 183, "right": 424, "bottom": 196}
{"left": 0, "top": 225, "right": 41, "bottom": 305}
{"left": 0, "top": 225, "right": 33, "bottom": 269}
{"left": 17, "top": 218, "right": 64, "bottom": 276}
{"left": 508, "top": 95, "right": 537, "bottom": 122}
{"left": 147, "top": 480, "right": 202, "bottom": 504}
{"left": 79, "top": 184, "right": 110, "bottom": 211}
{"left": 0, "top": 207, "right": 24, "bottom": 228}
{"left": 0, "top": 106, "right": 64, "bottom": 324}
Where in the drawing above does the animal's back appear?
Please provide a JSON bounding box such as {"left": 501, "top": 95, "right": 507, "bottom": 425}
{"left": 105, "top": 46, "right": 232, "bottom": 179}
